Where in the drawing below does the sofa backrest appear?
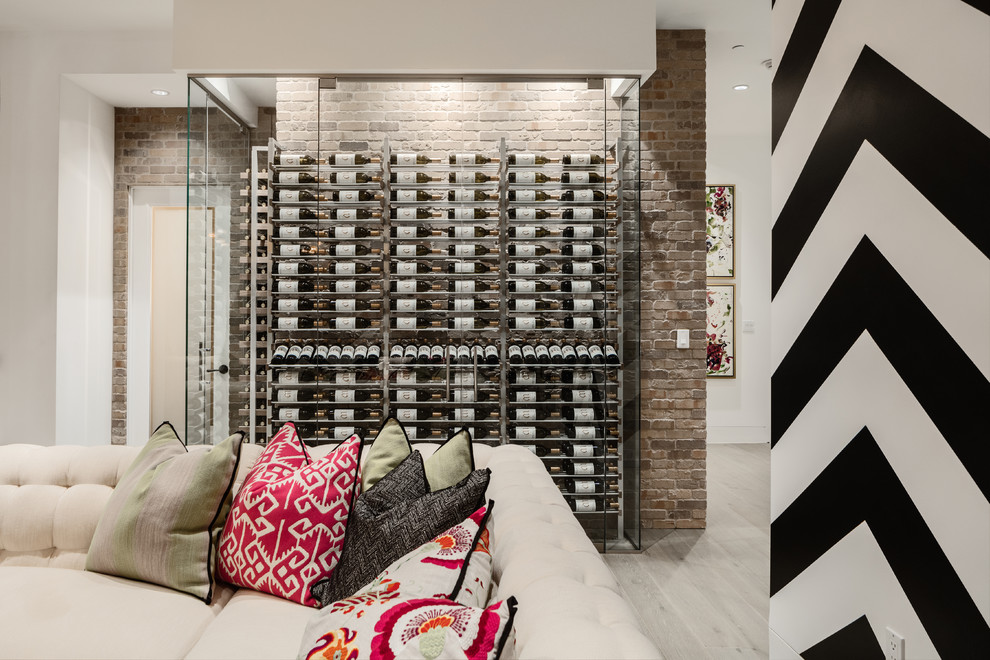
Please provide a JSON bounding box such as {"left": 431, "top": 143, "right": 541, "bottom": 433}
{"left": 0, "top": 440, "right": 495, "bottom": 570}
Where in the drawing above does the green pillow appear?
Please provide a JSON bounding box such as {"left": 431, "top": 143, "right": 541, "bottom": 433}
{"left": 362, "top": 417, "right": 475, "bottom": 492}
{"left": 85, "top": 422, "right": 243, "bottom": 603}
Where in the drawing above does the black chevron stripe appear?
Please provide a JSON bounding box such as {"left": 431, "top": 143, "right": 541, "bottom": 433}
{"left": 801, "top": 615, "right": 884, "bottom": 660}
{"left": 771, "top": 0, "right": 843, "bottom": 151}
{"left": 771, "top": 427, "right": 990, "bottom": 658}
{"left": 771, "top": 46, "right": 990, "bottom": 298}
{"left": 961, "top": 0, "right": 990, "bottom": 14}
{"left": 771, "top": 237, "right": 990, "bottom": 497}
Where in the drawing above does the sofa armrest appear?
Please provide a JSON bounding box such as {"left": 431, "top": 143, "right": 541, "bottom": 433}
{"left": 485, "top": 445, "right": 661, "bottom": 660}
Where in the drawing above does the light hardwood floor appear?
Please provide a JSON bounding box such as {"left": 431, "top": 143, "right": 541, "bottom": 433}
{"left": 605, "top": 443, "right": 770, "bottom": 660}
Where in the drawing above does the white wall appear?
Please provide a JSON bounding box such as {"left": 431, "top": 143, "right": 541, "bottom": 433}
{"left": 55, "top": 77, "right": 115, "bottom": 446}
{"left": 706, "top": 133, "right": 771, "bottom": 444}
{"left": 0, "top": 30, "right": 173, "bottom": 445}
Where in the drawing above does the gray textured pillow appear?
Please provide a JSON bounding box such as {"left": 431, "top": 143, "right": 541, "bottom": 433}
{"left": 312, "top": 451, "right": 490, "bottom": 605}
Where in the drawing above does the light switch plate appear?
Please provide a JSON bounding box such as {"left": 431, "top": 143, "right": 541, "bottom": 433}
{"left": 743, "top": 320, "right": 756, "bottom": 333}
{"left": 676, "top": 328, "right": 690, "bottom": 349}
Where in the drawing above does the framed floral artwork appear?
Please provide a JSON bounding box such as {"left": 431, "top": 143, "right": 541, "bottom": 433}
{"left": 706, "top": 284, "right": 735, "bottom": 378}
{"left": 706, "top": 185, "right": 734, "bottom": 277}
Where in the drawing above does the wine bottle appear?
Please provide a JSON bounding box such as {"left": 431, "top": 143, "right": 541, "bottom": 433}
{"left": 559, "top": 478, "right": 610, "bottom": 494}
{"left": 333, "top": 317, "right": 373, "bottom": 330}
{"left": 390, "top": 279, "right": 432, "bottom": 293}
{"left": 515, "top": 389, "right": 540, "bottom": 403}
{"left": 366, "top": 345, "right": 382, "bottom": 363}
{"left": 403, "top": 345, "right": 419, "bottom": 364}
{"left": 507, "top": 245, "right": 550, "bottom": 258}
{"left": 390, "top": 153, "right": 433, "bottom": 165}
{"left": 575, "top": 344, "right": 592, "bottom": 364}
{"left": 566, "top": 497, "right": 618, "bottom": 513}
{"left": 328, "top": 172, "right": 377, "bottom": 185}
{"left": 510, "top": 425, "right": 550, "bottom": 440}
{"left": 389, "top": 171, "right": 436, "bottom": 184}
{"left": 393, "top": 261, "right": 433, "bottom": 275}
{"left": 560, "top": 280, "right": 600, "bottom": 293}
{"left": 325, "top": 345, "right": 342, "bottom": 364}
{"left": 507, "top": 153, "right": 552, "bottom": 166}
{"left": 560, "top": 189, "right": 606, "bottom": 203}
{"left": 562, "top": 153, "right": 605, "bottom": 165}
{"left": 279, "top": 243, "right": 329, "bottom": 257}
{"left": 562, "top": 407, "right": 598, "bottom": 422}
{"left": 275, "top": 389, "right": 329, "bottom": 403}
{"left": 448, "top": 189, "right": 493, "bottom": 202}
{"left": 561, "top": 389, "right": 599, "bottom": 403}
{"left": 393, "top": 388, "right": 442, "bottom": 403}
{"left": 483, "top": 345, "right": 499, "bottom": 364}
{"left": 275, "top": 262, "right": 321, "bottom": 275}
{"left": 448, "top": 280, "right": 494, "bottom": 293}
{"left": 389, "top": 345, "right": 405, "bottom": 362}
{"left": 548, "top": 459, "right": 597, "bottom": 476}
{"left": 391, "top": 317, "right": 444, "bottom": 330}
{"left": 549, "top": 344, "right": 564, "bottom": 362}
{"left": 272, "top": 189, "right": 326, "bottom": 203}
{"left": 561, "top": 344, "right": 578, "bottom": 364}
{"left": 561, "top": 244, "right": 605, "bottom": 257}
{"left": 298, "top": 344, "right": 316, "bottom": 363}
{"left": 521, "top": 344, "right": 538, "bottom": 363}
{"left": 331, "top": 226, "right": 374, "bottom": 239}
{"left": 332, "top": 408, "right": 381, "bottom": 421}
{"left": 393, "top": 298, "right": 434, "bottom": 312}
{"left": 507, "top": 280, "right": 551, "bottom": 293}
{"left": 561, "top": 261, "right": 605, "bottom": 275}
{"left": 276, "top": 370, "right": 317, "bottom": 385}
{"left": 508, "top": 368, "right": 537, "bottom": 385}
{"left": 511, "top": 316, "right": 549, "bottom": 331}
{"left": 327, "top": 153, "right": 374, "bottom": 166}
{"left": 508, "top": 262, "right": 549, "bottom": 275}
{"left": 429, "top": 345, "right": 445, "bottom": 363}
{"left": 447, "top": 244, "right": 490, "bottom": 257}
{"left": 508, "top": 299, "right": 548, "bottom": 312}
{"left": 562, "top": 224, "right": 606, "bottom": 239}
{"left": 329, "top": 208, "right": 377, "bottom": 220}
{"left": 563, "top": 317, "right": 603, "bottom": 332}
{"left": 448, "top": 317, "right": 492, "bottom": 330}
{"left": 560, "top": 172, "right": 606, "bottom": 184}
{"left": 508, "top": 171, "right": 554, "bottom": 184}
{"left": 333, "top": 279, "right": 372, "bottom": 292}
{"left": 448, "top": 208, "right": 494, "bottom": 220}
{"left": 448, "top": 298, "right": 495, "bottom": 311}
{"left": 448, "top": 171, "right": 494, "bottom": 184}
{"left": 273, "top": 171, "right": 325, "bottom": 184}
{"left": 275, "top": 279, "right": 329, "bottom": 293}
{"left": 313, "top": 344, "right": 330, "bottom": 364}
{"left": 274, "top": 207, "right": 327, "bottom": 220}
{"left": 446, "top": 261, "right": 490, "bottom": 274}
{"left": 333, "top": 264, "right": 374, "bottom": 278}
{"left": 588, "top": 345, "right": 606, "bottom": 363}
{"left": 521, "top": 444, "right": 557, "bottom": 457}
{"left": 274, "top": 153, "right": 320, "bottom": 166}
{"left": 391, "top": 244, "right": 432, "bottom": 257}
{"left": 561, "top": 299, "right": 602, "bottom": 312}
{"left": 449, "top": 153, "right": 493, "bottom": 165}
{"left": 276, "top": 298, "right": 331, "bottom": 312}
{"left": 390, "top": 207, "right": 435, "bottom": 220}
{"left": 535, "top": 344, "right": 551, "bottom": 364}
{"left": 508, "top": 344, "right": 523, "bottom": 364}
{"left": 275, "top": 317, "right": 330, "bottom": 330}
{"left": 453, "top": 345, "right": 470, "bottom": 364}
{"left": 391, "top": 189, "right": 435, "bottom": 202}
{"left": 270, "top": 344, "right": 289, "bottom": 364}
{"left": 351, "top": 345, "right": 368, "bottom": 363}
{"left": 390, "top": 226, "right": 432, "bottom": 238}
{"left": 508, "top": 226, "right": 550, "bottom": 239}
{"left": 507, "top": 208, "right": 552, "bottom": 220}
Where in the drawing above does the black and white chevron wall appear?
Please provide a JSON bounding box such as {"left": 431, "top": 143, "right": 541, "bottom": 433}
{"left": 770, "top": 1, "right": 990, "bottom": 658}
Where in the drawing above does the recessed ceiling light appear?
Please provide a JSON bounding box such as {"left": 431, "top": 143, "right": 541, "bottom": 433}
{"left": 150, "top": 89, "right": 170, "bottom": 96}
{"left": 733, "top": 84, "right": 750, "bottom": 91}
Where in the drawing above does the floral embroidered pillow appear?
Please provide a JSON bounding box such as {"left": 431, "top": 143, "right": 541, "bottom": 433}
{"left": 300, "top": 597, "right": 517, "bottom": 660}
{"left": 453, "top": 509, "right": 494, "bottom": 609}
{"left": 216, "top": 423, "right": 362, "bottom": 606}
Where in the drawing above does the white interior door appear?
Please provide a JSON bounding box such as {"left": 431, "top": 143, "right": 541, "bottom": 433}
{"left": 150, "top": 207, "right": 188, "bottom": 429}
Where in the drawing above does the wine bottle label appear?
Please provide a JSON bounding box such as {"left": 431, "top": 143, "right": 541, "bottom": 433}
{"left": 573, "top": 479, "right": 596, "bottom": 494}
{"left": 296, "top": 345, "right": 313, "bottom": 359}
{"left": 337, "top": 280, "right": 356, "bottom": 293}
{"left": 431, "top": 345, "right": 445, "bottom": 359}
{"left": 405, "top": 426, "right": 418, "bottom": 440}
{"left": 450, "top": 171, "right": 474, "bottom": 184}
{"left": 514, "top": 299, "right": 535, "bottom": 313}
{"left": 515, "top": 226, "right": 536, "bottom": 239}
{"left": 572, "top": 190, "right": 595, "bottom": 203}
{"left": 280, "top": 208, "right": 301, "bottom": 220}
{"left": 572, "top": 389, "right": 594, "bottom": 402}
{"left": 286, "top": 345, "right": 303, "bottom": 359}
{"left": 278, "top": 372, "right": 300, "bottom": 384}
{"left": 280, "top": 244, "right": 301, "bottom": 257}
{"left": 572, "top": 462, "right": 595, "bottom": 476}
{"left": 394, "top": 262, "right": 417, "bottom": 275}
{"left": 514, "top": 426, "right": 536, "bottom": 440}
{"left": 570, "top": 244, "right": 593, "bottom": 258}
{"left": 516, "top": 408, "right": 537, "bottom": 421}
{"left": 571, "top": 224, "right": 594, "bottom": 238}
{"left": 572, "top": 299, "right": 594, "bottom": 313}
{"left": 334, "top": 426, "right": 356, "bottom": 441}
{"left": 393, "top": 171, "right": 418, "bottom": 185}
{"left": 519, "top": 262, "right": 542, "bottom": 276}
{"left": 571, "top": 444, "right": 595, "bottom": 458}
{"left": 515, "top": 317, "right": 536, "bottom": 330}
{"left": 279, "top": 408, "right": 300, "bottom": 421}
{"left": 336, "top": 172, "right": 357, "bottom": 185}
{"left": 277, "top": 390, "right": 298, "bottom": 402}
{"left": 278, "top": 263, "right": 300, "bottom": 275}
{"left": 336, "top": 372, "right": 356, "bottom": 384}
{"left": 396, "top": 370, "right": 416, "bottom": 385}
{"left": 394, "top": 153, "right": 417, "bottom": 166}
{"left": 516, "top": 391, "right": 537, "bottom": 403}
{"left": 394, "top": 189, "right": 419, "bottom": 202}
{"left": 336, "top": 262, "right": 356, "bottom": 275}
{"left": 589, "top": 345, "right": 604, "bottom": 359}
{"left": 568, "top": 153, "right": 592, "bottom": 166}
{"left": 394, "top": 244, "right": 418, "bottom": 257}
{"left": 336, "top": 299, "right": 356, "bottom": 313}
{"left": 395, "top": 226, "right": 417, "bottom": 239}
{"left": 570, "top": 207, "right": 594, "bottom": 219}
{"left": 315, "top": 345, "right": 330, "bottom": 360}
{"left": 338, "top": 190, "right": 360, "bottom": 203}
{"left": 453, "top": 299, "right": 474, "bottom": 311}
{"left": 328, "top": 345, "right": 343, "bottom": 359}
{"left": 278, "top": 172, "right": 302, "bottom": 184}
{"left": 453, "top": 390, "right": 474, "bottom": 402}
{"left": 334, "top": 409, "right": 355, "bottom": 421}
{"left": 397, "top": 207, "right": 421, "bottom": 219}
{"left": 279, "top": 226, "right": 301, "bottom": 239}
{"left": 485, "top": 345, "right": 498, "bottom": 359}
{"left": 518, "top": 244, "right": 541, "bottom": 258}
{"left": 570, "top": 262, "right": 593, "bottom": 276}
{"left": 572, "top": 371, "right": 593, "bottom": 386}
{"left": 336, "top": 244, "right": 357, "bottom": 258}
{"left": 453, "top": 408, "right": 475, "bottom": 421}
{"left": 395, "top": 317, "right": 416, "bottom": 330}
{"left": 454, "top": 281, "right": 476, "bottom": 293}
{"left": 453, "top": 153, "right": 474, "bottom": 165}
{"left": 367, "top": 346, "right": 381, "bottom": 360}
{"left": 451, "top": 189, "right": 476, "bottom": 201}
{"left": 514, "top": 154, "right": 536, "bottom": 166}
{"left": 567, "top": 172, "right": 591, "bottom": 185}
{"left": 536, "top": 346, "right": 550, "bottom": 359}
{"left": 395, "top": 280, "right": 416, "bottom": 293}
{"left": 337, "top": 317, "right": 356, "bottom": 330}
{"left": 572, "top": 498, "right": 596, "bottom": 512}
{"left": 452, "top": 261, "right": 475, "bottom": 274}
{"left": 451, "top": 318, "right": 475, "bottom": 330}
{"left": 514, "top": 190, "right": 537, "bottom": 203}
{"left": 277, "top": 318, "right": 299, "bottom": 330}
{"left": 572, "top": 408, "right": 596, "bottom": 422}
{"left": 336, "top": 390, "right": 355, "bottom": 403}
{"left": 570, "top": 281, "right": 592, "bottom": 294}
{"left": 452, "top": 244, "right": 476, "bottom": 257}
{"left": 514, "top": 171, "right": 538, "bottom": 184}
{"left": 512, "top": 280, "right": 535, "bottom": 293}
{"left": 336, "top": 226, "right": 355, "bottom": 239}
{"left": 335, "top": 154, "right": 356, "bottom": 166}
{"left": 549, "top": 346, "right": 563, "bottom": 360}
{"left": 515, "top": 369, "right": 536, "bottom": 385}
{"left": 277, "top": 299, "right": 299, "bottom": 312}
{"left": 513, "top": 208, "right": 537, "bottom": 220}
{"left": 396, "top": 408, "right": 416, "bottom": 421}
{"left": 452, "top": 226, "right": 476, "bottom": 238}
{"left": 453, "top": 372, "right": 474, "bottom": 385}
{"left": 394, "top": 299, "right": 416, "bottom": 312}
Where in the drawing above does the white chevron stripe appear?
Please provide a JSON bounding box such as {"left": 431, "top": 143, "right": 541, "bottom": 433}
{"left": 771, "top": 142, "right": 990, "bottom": 378}
{"left": 772, "top": 334, "right": 990, "bottom": 622}
{"left": 771, "top": 0, "right": 807, "bottom": 74}
{"left": 772, "top": 0, "right": 990, "bottom": 218}
{"left": 770, "top": 523, "right": 939, "bottom": 658}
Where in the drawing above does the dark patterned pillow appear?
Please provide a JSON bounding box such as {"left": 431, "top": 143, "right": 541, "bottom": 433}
{"left": 312, "top": 451, "right": 490, "bottom": 606}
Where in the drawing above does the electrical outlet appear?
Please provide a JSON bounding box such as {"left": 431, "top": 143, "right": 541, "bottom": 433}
{"left": 885, "top": 627, "right": 905, "bottom": 660}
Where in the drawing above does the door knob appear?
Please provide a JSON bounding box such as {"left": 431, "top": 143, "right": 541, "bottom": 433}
{"left": 207, "top": 365, "right": 229, "bottom": 374}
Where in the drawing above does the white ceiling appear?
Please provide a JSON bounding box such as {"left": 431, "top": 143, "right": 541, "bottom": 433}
{"left": 2, "top": 0, "right": 770, "bottom": 137}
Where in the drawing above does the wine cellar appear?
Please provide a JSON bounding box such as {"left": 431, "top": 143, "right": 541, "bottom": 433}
{"left": 197, "top": 77, "right": 641, "bottom": 548}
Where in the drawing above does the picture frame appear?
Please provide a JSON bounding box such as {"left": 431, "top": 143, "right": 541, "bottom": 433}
{"left": 706, "top": 184, "right": 735, "bottom": 277}
{"left": 706, "top": 284, "right": 735, "bottom": 378}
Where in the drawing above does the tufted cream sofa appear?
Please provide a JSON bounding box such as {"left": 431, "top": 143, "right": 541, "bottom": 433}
{"left": 0, "top": 441, "right": 660, "bottom": 660}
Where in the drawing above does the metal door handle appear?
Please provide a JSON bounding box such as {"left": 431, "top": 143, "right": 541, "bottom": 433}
{"left": 207, "top": 365, "right": 229, "bottom": 374}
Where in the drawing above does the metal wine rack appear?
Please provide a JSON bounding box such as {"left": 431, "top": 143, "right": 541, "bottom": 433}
{"left": 257, "top": 136, "right": 627, "bottom": 532}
